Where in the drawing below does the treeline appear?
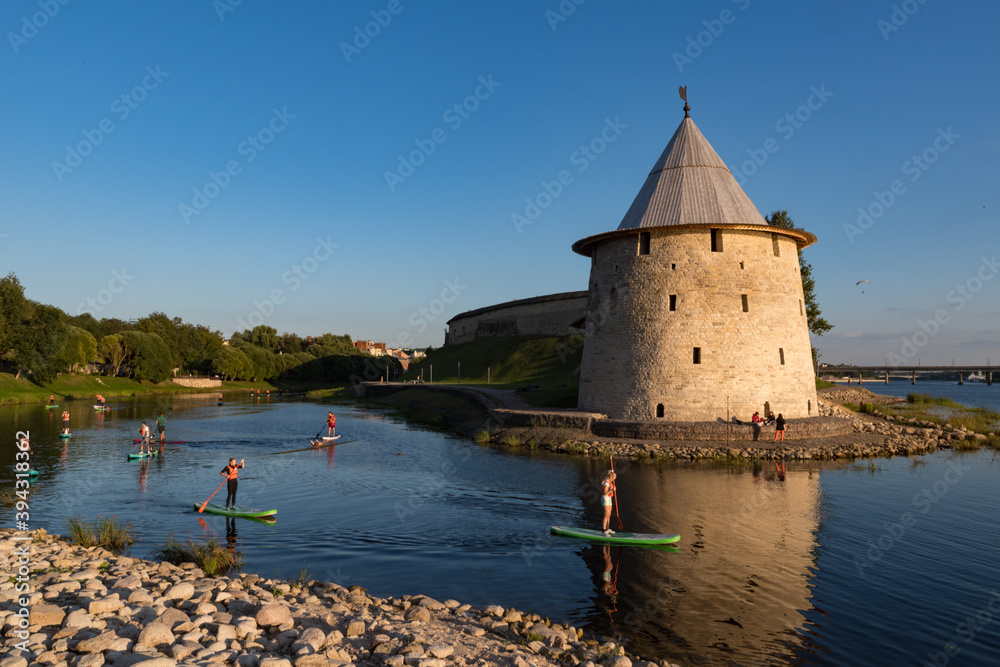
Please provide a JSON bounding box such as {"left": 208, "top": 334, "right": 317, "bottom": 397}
{"left": 0, "top": 273, "right": 400, "bottom": 384}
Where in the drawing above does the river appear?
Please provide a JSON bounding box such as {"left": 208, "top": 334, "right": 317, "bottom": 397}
{"left": 3, "top": 391, "right": 999, "bottom": 665}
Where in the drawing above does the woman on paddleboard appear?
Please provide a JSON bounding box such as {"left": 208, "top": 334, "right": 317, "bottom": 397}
{"left": 601, "top": 471, "right": 617, "bottom": 536}
{"left": 48, "top": 394, "right": 55, "bottom": 405}
{"left": 61, "top": 410, "right": 70, "bottom": 434}
{"left": 138, "top": 422, "right": 151, "bottom": 455}
{"left": 221, "top": 458, "right": 245, "bottom": 510}
{"left": 326, "top": 412, "right": 336, "bottom": 437}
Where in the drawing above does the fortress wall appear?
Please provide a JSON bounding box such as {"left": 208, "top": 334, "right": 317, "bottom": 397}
{"left": 446, "top": 293, "right": 586, "bottom": 345}
{"left": 578, "top": 226, "right": 817, "bottom": 421}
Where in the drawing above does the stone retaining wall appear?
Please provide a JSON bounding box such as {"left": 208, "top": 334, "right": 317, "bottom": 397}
{"left": 172, "top": 377, "right": 222, "bottom": 388}
{"left": 592, "top": 416, "right": 854, "bottom": 442}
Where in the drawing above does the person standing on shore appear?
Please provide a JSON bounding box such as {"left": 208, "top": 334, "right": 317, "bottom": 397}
{"left": 773, "top": 414, "right": 786, "bottom": 442}
{"left": 600, "top": 470, "right": 617, "bottom": 536}
{"left": 221, "top": 458, "right": 245, "bottom": 509}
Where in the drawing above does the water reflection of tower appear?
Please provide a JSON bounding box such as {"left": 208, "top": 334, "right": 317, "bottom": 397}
{"left": 577, "top": 463, "right": 820, "bottom": 663}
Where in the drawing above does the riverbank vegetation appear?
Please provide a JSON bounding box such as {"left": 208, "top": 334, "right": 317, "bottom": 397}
{"left": 882, "top": 393, "right": 1000, "bottom": 443}
{"left": 155, "top": 534, "right": 242, "bottom": 576}
{"left": 0, "top": 272, "right": 400, "bottom": 403}
{"left": 65, "top": 516, "right": 134, "bottom": 555}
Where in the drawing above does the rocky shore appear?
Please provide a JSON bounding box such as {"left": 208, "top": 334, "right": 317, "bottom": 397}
{"left": 482, "top": 388, "right": 996, "bottom": 462}
{"left": 1, "top": 529, "right": 671, "bottom": 667}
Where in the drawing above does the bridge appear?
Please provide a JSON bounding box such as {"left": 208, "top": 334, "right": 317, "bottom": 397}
{"left": 819, "top": 366, "right": 995, "bottom": 385}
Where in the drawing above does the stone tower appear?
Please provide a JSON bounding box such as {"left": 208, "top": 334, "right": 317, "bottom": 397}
{"left": 573, "top": 103, "right": 818, "bottom": 421}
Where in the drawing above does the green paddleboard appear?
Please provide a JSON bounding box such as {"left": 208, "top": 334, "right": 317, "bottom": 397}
{"left": 127, "top": 451, "right": 159, "bottom": 460}
{"left": 550, "top": 525, "right": 680, "bottom": 545}
{"left": 58, "top": 433, "right": 72, "bottom": 439}
{"left": 195, "top": 502, "right": 277, "bottom": 518}
{"left": 12, "top": 466, "right": 38, "bottom": 478}
{"left": 45, "top": 405, "right": 59, "bottom": 408}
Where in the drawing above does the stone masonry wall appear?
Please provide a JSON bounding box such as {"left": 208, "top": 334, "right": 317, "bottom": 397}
{"left": 578, "top": 226, "right": 818, "bottom": 421}
{"left": 446, "top": 294, "right": 586, "bottom": 345}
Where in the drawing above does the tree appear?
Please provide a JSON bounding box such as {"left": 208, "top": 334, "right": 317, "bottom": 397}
{"left": 766, "top": 211, "right": 833, "bottom": 337}
{"left": 99, "top": 334, "right": 131, "bottom": 377}
{"left": 58, "top": 326, "right": 98, "bottom": 373}
{"left": 243, "top": 325, "right": 279, "bottom": 352}
{"left": 137, "top": 312, "right": 181, "bottom": 366}
{"left": 21, "top": 304, "right": 70, "bottom": 383}
{"left": 119, "top": 331, "right": 173, "bottom": 382}
{"left": 211, "top": 347, "right": 251, "bottom": 381}
{"left": 0, "top": 273, "right": 34, "bottom": 377}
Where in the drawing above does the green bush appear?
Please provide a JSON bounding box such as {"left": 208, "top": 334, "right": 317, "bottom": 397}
{"left": 66, "top": 516, "right": 134, "bottom": 555}
{"left": 155, "top": 534, "right": 242, "bottom": 577}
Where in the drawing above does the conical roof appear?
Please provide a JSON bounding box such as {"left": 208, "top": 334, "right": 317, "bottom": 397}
{"left": 616, "top": 115, "right": 767, "bottom": 230}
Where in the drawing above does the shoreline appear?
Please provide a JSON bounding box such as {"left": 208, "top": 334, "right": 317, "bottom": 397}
{"left": 1, "top": 528, "right": 668, "bottom": 667}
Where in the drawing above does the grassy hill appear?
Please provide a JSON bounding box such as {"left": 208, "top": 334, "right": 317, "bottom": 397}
{"left": 401, "top": 335, "right": 583, "bottom": 388}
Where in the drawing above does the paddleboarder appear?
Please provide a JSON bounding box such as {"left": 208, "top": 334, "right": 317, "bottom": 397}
{"left": 48, "top": 394, "right": 55, "bottom": 405}
{"left": 61, "top": 409, "right": 70, "bottom": 434}
{"left": 601, "top": 470, "right": 617, "bottom": 536}
{"left": 138, "top": 421, "right": 151, "bottom": 455}
{"left": 326, "top": 411, "right": 336, "bottom": 437}
{"left": 156, "top": 412, "right": 167, "bottom": 444}
{"left": 220, "top": 457, "right": 245, "bottom": 510}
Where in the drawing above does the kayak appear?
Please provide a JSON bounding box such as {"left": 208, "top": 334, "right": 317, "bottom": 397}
{"left": 550, "top": 526, "right": 681, "bottom": 545}
{"left": 132, "top": 439, "right": 185, "bottom": 444}
{"left": 127, "top": 451, "right": 159, "bottom": 460}
{"left": 195, "top": 502, "right": 277, "bottom": 518}
{"left": 58, "top": 433, "right": 72, "bottom": 439}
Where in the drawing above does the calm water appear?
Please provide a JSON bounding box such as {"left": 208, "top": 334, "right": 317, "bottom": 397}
{"left": 3, "top": 392, "right": 1000, "bottom": 665}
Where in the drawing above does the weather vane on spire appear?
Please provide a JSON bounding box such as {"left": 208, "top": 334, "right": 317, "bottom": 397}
{"left": 679, "top": 85, "right": 690, "bottom": 118}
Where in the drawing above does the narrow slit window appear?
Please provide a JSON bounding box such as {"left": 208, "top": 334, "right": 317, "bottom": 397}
{"left": 609, "top": 287, "right": 618, "bottom": 315}
{"left": 741, "top": 294, "right": 748, "bottom": 312}
{"left": 693, "top": 347, "right": 701, "bottom": 364}
{"left": 711, "top": 229, "right": 723, "bottom": 252}
{"left": 808, "top": 400, "right": 812, "bottom": 415}
{"left": 772, "top": 233, "right": 780, "bottom": 257}
{"left": 671, "top": 263, "right": 676, "bottom": 270}
{"left": 639, "top": 232, "right": 651, "bottom": 255}
{"left": 779, "top": 348, "right": 785, "bottom": 365}
{"left": 669, "top": 294, "right": 677, "bottom": 311}
{"left": 740, "top": 261, "right": 745, "bottom": 270}
{"left": 656, "top": 403, "right": 664, "bottom": 418}
{"left": 799, "top": 300, "right": 804, "bottom": 316}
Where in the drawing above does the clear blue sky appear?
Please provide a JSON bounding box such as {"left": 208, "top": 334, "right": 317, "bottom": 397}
{"left": 2, "top": 1, "right": 997, "bottom": 364}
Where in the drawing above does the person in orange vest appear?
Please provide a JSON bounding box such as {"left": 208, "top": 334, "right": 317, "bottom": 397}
{"left": 220, "top": 458, "right": 245, "bottom": 509}
{"left": 61, "top": 410, "right": 70, "bottom": 434}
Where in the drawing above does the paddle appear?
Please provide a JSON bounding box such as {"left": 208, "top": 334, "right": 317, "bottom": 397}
{"left": 610, "top": 456, "right": 623, "bottom": 531}
{"left": 198, "top": 479, "right": 227, "bottom": 513}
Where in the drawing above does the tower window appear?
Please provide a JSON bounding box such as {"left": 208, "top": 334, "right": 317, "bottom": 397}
{"left": 693, "top": 347, "right": 701, "bottom": 364}
{"left": 740, "top": 261, "right": 745, "bottom": 270}
{"left": 639, "top": 232, "right": 651, "bottom": 255}
{"left": 741, "top": 294, "right": 748, "bottom": 312}
{"left": 808, "top": 399, "right": 812, "bottom": 415}
{"left": 669, "top": 294, "right": 677, "bottom": 311}
{"left": 779, "top": 348, "right": 785, "bottom": 365}
{"left": 656, "top": 403, "right": 664, "bottom": 418}
{"left": 609, "top": 287, "right": 618, "bottom": 315}
{"left": 800, "top": 300, "right": 804, "bottom": 316}
{"left": 772, "top": 233, "right": 780, "bottom": 257}
{"left": 671, "top": 263, "right": 676, "bottom": 270}
{"left": 711, "top": 229, "right": 723, "bottom": 252}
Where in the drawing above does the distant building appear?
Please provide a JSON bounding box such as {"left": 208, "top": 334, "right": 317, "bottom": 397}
{"left": 445, "top": 292, "right": 587, "bottom": 345}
